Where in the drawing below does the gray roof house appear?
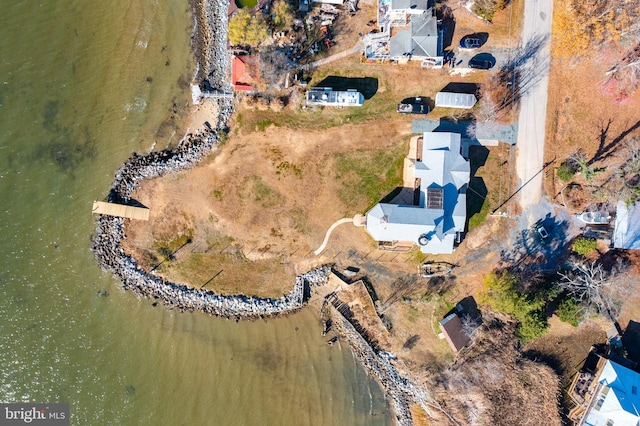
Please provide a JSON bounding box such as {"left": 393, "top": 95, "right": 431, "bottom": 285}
{"left": 389, "top": 11, "right": 441, "bottom": 61}
{"left": 365, "top": 132, "right": 470, "bottom": 254}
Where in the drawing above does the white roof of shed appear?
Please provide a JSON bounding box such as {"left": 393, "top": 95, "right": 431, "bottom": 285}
{"left": 614, "top": 201, "right": 640, "bottom": 250}
{"left": 584, "top": 360, "right": 640, "bottom": 426}
{"left": 435, "top": 92, "right": 477, "bottom": 109}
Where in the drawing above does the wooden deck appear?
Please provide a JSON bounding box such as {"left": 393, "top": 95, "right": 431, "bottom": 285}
{"left": 92, "top": 201, "right": 150, "bottom": 221}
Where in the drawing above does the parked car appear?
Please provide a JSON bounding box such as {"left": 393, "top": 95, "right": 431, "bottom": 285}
{"left": 459, "top": 37, "right": 481, "bottom": 49}
{"left": 396, "top": 97, "right": 429, "bottom": 114}
{"left": 533, "top": 225, "right": 549, "bottom": 243}
{"left": 468, "top": 56, "right": 495, "bottom": 70}
{"left": 396, "top": 103, "right": 429, "bottom": 114}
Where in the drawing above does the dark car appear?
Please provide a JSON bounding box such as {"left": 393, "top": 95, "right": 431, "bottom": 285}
{"left": 459, "top": 37, "right": 481, "bottom": 49}
{"left": 533, "top": 225, "right": 549, "bottom": 243}
{"left": 469, "top": 56, "right": 494, "bottom": 70}
{"left": 396, "top": 103, "right": 429, "bottom": 114}
{"left": 396, "top": 97, "right": 429, "bottom": 114}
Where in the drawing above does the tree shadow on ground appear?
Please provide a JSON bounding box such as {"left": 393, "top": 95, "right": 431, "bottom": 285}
{"left": 588, "top": 118, "right": 640, "bottom": 165}
{"left": 467, "top": 177, "right": 487, "bottom": 224}
{"left": 400, "top": 96, "right": 434, "bottom": 110}
{"left": 315, "top": 76, "right": 378, "bottom": 99}
{"left": 438, "top": 4, "right": 456, "bottom": 50}
{"left": 501, "top": 213, "right": 572, "bottom": 273}
{"left": 439, "top": 82, "right": 480, "bottom": 95}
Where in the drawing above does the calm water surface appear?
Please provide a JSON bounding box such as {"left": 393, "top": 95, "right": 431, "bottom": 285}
{"left": 0, "top": 1, "right": 390, "bottom": 424}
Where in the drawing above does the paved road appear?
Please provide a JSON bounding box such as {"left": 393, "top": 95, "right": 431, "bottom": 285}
{"left": 515, "top": 0, "right": 553, "bottom": 211}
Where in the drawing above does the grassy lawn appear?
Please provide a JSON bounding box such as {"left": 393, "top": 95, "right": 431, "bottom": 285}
{"left": 332, "top": 139, "right": 407, "bottom": 214}
{"left": 159, "top": 252, "right": 294, "bottom": 299}
{"left": 467, "top": 145, "right": 510, "bottom": 230}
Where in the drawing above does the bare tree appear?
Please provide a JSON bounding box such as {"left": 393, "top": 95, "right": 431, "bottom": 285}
{"left": 257, "top": 50, "right": 294, "bottom": 91}
{"left": 381, "top": 274, "right": 421, "bottom": 311}
{"left": 557, "top": 258, "right": 627, "bottom": 322}
{"left": 460, "top": 314, "right": 480, "bottom": 339}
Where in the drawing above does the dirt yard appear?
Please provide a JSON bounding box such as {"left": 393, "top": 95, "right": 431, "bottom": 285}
{"left": 544, "top": 42, "right": 640, "bottom": 211}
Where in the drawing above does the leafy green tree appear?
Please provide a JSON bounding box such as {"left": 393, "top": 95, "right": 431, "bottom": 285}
{"left": 481, "top": 271, "right": 550, "bottom": 342}
{"left": 246, "top": 13, "right": 270, "bottom": 47}
{"left": 228, "top": 10, "right": 252, "bottom": 46}
{"left": 472, "top": 0, "right": 507, "bottom": 22}
{"left": 272, "top": 0, "right": 294, "bottom": 30}
{"left": 572, "top": 237, "right": 598, "bottom": 256}
{"left": 228, "top": 10, "right": 269, "bottom": 47}
{"left": 517, "top": 310, "right": 549, "bottom": 342}
{"left": 557, "top": 162, "right": 576, "bottom": 182}
{"left": 556, "top": 298, "right": 582, "bottom": 327}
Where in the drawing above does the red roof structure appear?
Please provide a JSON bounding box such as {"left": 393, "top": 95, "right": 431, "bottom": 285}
{"left": 232, "top": 55, "right": 257, "bottom": 92}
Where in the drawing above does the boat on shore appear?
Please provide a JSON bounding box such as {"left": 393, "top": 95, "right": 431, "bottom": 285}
{"left": 578, "top": 211, "right": 611, "bottom": 225}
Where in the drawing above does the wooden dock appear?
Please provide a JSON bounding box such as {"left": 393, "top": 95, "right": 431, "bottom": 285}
{"left": 92, "top": 201, "right": 150, "bottom": 221}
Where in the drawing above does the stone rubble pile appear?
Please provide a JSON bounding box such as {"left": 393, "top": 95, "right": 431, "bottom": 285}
{"left": 93, "top": 210, "right": 330, "bottom": 319}
{"left": 330, "top": 304, "right": 416, "bottom": 426}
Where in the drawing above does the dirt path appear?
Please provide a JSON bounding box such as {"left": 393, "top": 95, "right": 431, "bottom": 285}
{"left": 314, "top": 217, "right": 355, "bottom": 255}
{"left": 308, "top": 41, "right": 363, "bottom": 69}
{"left": 515, "top": 0, "right": 553, "bottom": 210}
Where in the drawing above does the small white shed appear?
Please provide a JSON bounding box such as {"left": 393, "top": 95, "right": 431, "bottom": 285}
{"left": 435, "top": 92, "right": 477, "bottom": 109}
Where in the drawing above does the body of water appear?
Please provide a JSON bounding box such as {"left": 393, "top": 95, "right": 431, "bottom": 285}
{"left": 0, "top": 1, "right": 390, "bottom": 424}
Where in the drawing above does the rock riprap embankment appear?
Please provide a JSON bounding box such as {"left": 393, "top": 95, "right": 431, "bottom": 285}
{"left": 92, "top": 0, "right": 332, "bottom": 319}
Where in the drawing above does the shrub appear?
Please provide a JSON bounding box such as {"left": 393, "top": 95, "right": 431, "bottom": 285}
{"left": 557, "top": 162, "right": 576, "bottom": 182}
{"left": 572, "top": 237, "right": 598, "bottom": 256}
{"left": 481, "top": 271, "right": 551, "bottom": 342}
{"left": 556, "top": 298, "right": 582, "bottom": 327}
{"left": 516, "top": 310, "right": 549, "bottom": 343}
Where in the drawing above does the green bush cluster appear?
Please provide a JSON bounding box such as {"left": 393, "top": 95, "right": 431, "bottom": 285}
{"left": 556, "top": 298, "right": 582, "bottom": 327}
{"left": 572, "top": 237, "right": 598, "bottom": 256}
{"left": 557, "top": 162, "right": 576, "bottom": 182}
{"left": 480, "top": 271, "right": 550, "bottom": 343}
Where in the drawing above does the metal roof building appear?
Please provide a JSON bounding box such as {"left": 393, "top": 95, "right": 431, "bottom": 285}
{"left": 365, "top": 132, "right": 470, "bottom": 254}
{"left": 580, "top": 359, "right": 640, "bottom": 425}
{"left": 306, "top": 87, "right": 364, "bottom": 107}
{"left": 435, "top": 92, "right": 477, "bottom": 109}
{"left": 389, "top": 12, "right": 441, "bottom": 60}
{"left": 613, "top": 201, "right": 640, "bottom": 250}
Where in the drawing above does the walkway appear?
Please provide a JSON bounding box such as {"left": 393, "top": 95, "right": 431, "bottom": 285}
{"left": 314, "top": 218, "right": 354, "bottom": 255}
{"left": 307, "top": 41, "right": 363, "bottom": 70}
{"left": 92, "top": 201, "right": 150, "bottom": 221}
{"left": 515, "top": 0, "right": 553, "bottom": 210}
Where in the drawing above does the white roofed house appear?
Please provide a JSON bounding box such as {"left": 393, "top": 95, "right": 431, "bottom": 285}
{"left": 365, "top": 132, "right": 470, "bottom": 254}
{"left": 572, "top": 357, "right": 640, "bottom": 426}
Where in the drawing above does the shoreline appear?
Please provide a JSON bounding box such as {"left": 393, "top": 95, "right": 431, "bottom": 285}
{"left": 90, "top": 0, "right": 430, "bottom": 424}
{"left": 91, "top": 0, "right": 319, "bottom": 320}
